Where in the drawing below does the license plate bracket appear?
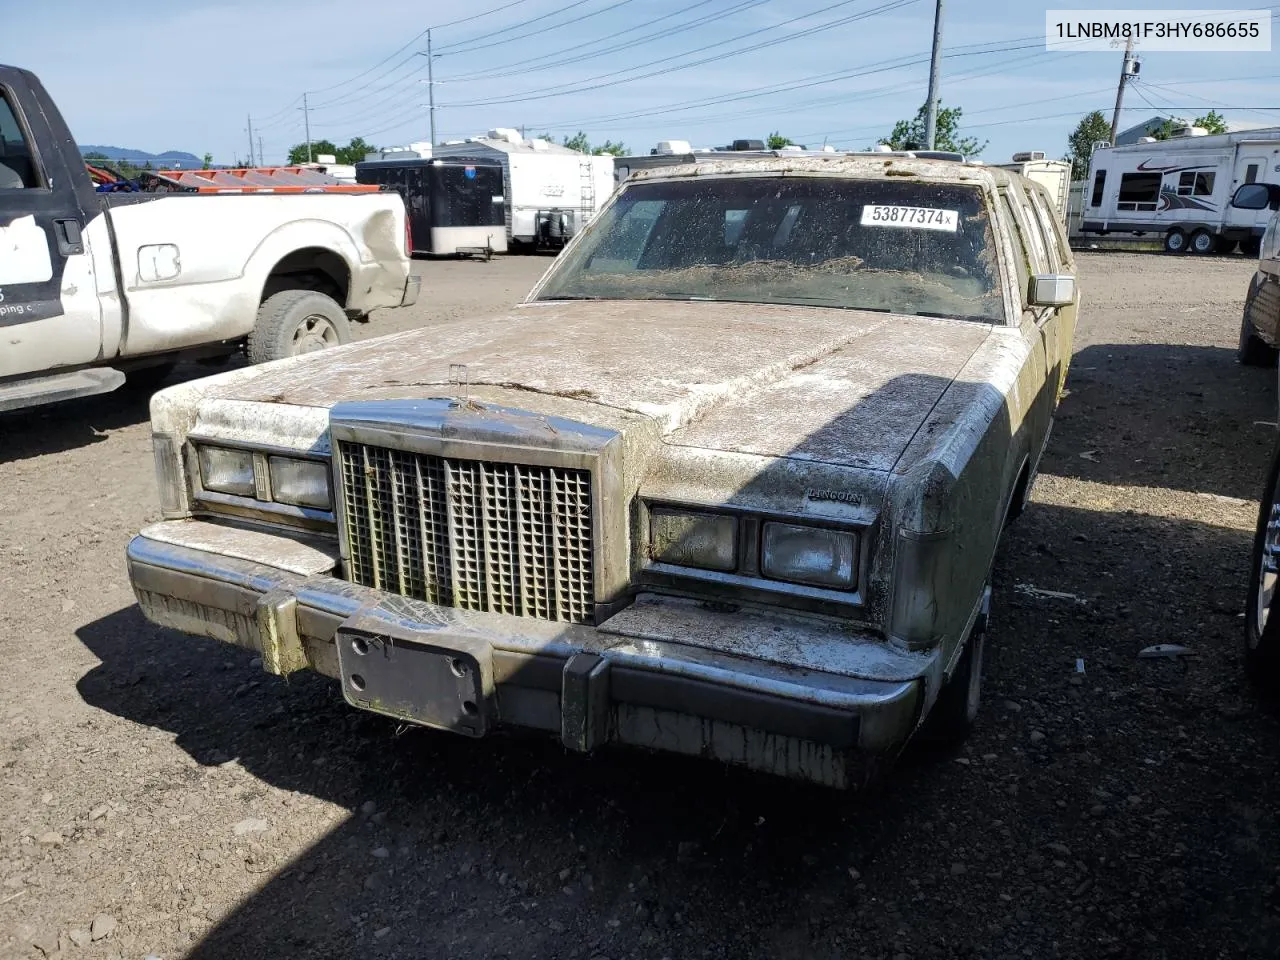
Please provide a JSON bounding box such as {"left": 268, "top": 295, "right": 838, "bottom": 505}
{"left": 335, "top": 611, "right": 494, "bottom": 737}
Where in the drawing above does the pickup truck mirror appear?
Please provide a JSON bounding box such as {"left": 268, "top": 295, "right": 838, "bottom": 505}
{"left": 1029, "top": 274, "right": 1075, "bottom": 308}
{"left": 1232, "top": 183, "right": 1280, "bottom": 211}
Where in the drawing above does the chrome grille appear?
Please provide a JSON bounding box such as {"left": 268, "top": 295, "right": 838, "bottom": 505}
{"left": 337, "top": 442, "right": 594, "bottom": 624}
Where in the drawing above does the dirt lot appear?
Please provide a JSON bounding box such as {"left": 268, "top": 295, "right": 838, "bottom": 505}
{"left": 3, "top": 252, "right": 1279, "bottom": 960}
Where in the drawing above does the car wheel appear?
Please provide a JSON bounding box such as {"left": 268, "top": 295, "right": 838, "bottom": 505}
{"left": 919, "top": 586, "right": 989, "bottom": 746}
{"left": 1238, "top": 276, "right": 1279, "bottom": 367}
{"left": 249, "top": 290, "right": 351, "bottom": 364}
{"left": 1189, "top": 229, "right": 1216, "bottom": 255}
{"left": 1241, "top": 237, "right": 1263, "bottom": 258}
{"left": 1245, "top": 443, "right": 1280, "bottom": 689}
{"left": 1164, "top": 228, "right": 1187, "bottom": 253}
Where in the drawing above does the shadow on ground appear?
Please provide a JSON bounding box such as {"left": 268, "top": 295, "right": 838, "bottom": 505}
{"left": 0, "top": 360, "right": 240, "bottom": 464}
{"left": 76, "top": 490, "right": 1280, "bottom": 958}
{"left": 1044, "top": 343, "right": 1275, "bottom": 500}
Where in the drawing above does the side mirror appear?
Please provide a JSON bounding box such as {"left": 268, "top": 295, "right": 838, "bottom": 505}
{"left": 1232, "top": 182, "right": 1280, "bottom": 211}
{"left": 1029, "top": 274, "right": 1075, "bottom": 308}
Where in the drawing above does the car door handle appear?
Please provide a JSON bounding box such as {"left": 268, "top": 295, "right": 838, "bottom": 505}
{"left": 54, "top": 218, "right": 84, "bottom": 256}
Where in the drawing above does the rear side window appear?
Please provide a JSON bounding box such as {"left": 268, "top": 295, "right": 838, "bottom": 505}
{"left": 0, "top": 90, "right": 40, "bottom": 189}
{"left": 1090, "top": 170, "right": 1106, "bottom": 207}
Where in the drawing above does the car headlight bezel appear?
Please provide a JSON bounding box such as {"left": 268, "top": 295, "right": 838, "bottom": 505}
{"left": 189, "top": 440, "right": 335, "bottom": 526}
{"left": 643, "top": 500, "right": 865, "bottom": 608}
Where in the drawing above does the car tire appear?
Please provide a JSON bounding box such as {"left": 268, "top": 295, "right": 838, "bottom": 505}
{"left": 1189, "top": 229, "right": 1216, "bottom": 255}
{"left": 1238, "top": 276, "right": 1279, "bottom": 367}
{"left": 1164, "top": 228, "right": 1187, "bottom": 254}
{"left": 248, "top": 290, "right": 351, "bottom": 364}
{"left": 1241, "top": 237, "right": 1263, "bottom": 258}
{"left": 1245, "top": 442, "right": 1280, "bottom": 690}
{"left": 918, "top": 587, "right": 989, "bottom": 747}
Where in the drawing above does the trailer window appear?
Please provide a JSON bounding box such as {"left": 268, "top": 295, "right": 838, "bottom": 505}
{"left": 1246, "top": 164, "right": 1260, "bottom": 184}
{"left": 1117, "top": 172, "right": 1161, "bottom": 211}
{"left": 1090, "top": 170, "right": 1106, "bottom": 207}
{"left": 0, "top": 90, "right": 40, "bottom": 189}
{"left": 1176, "top": 171, "right": 1216, "bottom": 197}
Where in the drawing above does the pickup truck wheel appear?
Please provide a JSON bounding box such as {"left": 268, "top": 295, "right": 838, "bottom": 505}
{"left": 1163, "top": 229, "right": 1187, "bottom": 254}
{"left": 249, "top": 290, "right": 350, "bottom": 363}
{"left": 1245, "top": 442, "right": 1280, "bottom": 690}
{"left": 1238, "top": 276, "right": 1279, "bottom": 367}
{"left": 918, "top": 589, "right": 989, "bottom": 747}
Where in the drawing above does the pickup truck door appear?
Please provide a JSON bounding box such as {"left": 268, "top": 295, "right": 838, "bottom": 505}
{"left": 0, "top": 73, "right": 109, "bottom": 380}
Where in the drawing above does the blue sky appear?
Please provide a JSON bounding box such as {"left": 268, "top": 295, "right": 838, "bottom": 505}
{"left": 4, "top": 0, "right": 1277, "bottom": 163}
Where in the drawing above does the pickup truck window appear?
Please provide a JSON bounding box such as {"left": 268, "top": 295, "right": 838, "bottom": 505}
{"left": 0, "top": 90, "right": 39, "bottom": 189}
{"left": 538, "top": 176, "right": 1005, "bottom": 323}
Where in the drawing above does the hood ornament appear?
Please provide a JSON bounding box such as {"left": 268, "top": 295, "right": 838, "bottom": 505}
{"left": 448, "top": 363, "right": 484, "bottom": 411}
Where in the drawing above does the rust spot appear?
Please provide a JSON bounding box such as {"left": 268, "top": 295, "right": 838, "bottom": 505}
{"left": 885, "top": 170, "right": 918, "bottom": 177}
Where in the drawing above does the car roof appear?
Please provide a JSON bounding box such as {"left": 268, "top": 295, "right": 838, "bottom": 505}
{"left": 627, "top": 153, "right": 1020, "bottom": 190}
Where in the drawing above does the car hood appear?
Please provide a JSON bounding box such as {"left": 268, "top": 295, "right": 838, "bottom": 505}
{"left": 198, "top": 300, "right": 993, "bottom": 471}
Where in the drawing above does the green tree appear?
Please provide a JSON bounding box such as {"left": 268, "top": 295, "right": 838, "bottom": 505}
{"left": 1194, "top": 110, "right": 1228, "bottom": 134}
{"left": 336, "top": 137, "right": 377, "bottom": 164}
{"left": 1150, "top": 112, "right": 1228, "bottom": 141}
{"left": 562, "top": 131, "right": 591, "bottom": 153}
{"left": 879, "top": 102, "right": 987, "bottom": 156}
{"left": 201, "top": 152, "right": 213, "bottom": 170}
{"left": 287, "top": 140, "right": 337, "bottom": 164}
{"left": 592, "top": 139, "right": 627, "bottom": 156}
{"left": 1064, "top": 110, "right": 1113, "bottom": 179}
{"left": 767, "top": 132, "right": 793, "bottom": 150}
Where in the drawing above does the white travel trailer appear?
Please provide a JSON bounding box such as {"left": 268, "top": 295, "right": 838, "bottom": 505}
{"left": 1081, "top": 127, "right": 1280, "bottom": 254}
{"left": 431, "top": 130, "right": 615, "bottom": 250}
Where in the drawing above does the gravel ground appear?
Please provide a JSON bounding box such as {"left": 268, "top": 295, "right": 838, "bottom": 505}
{"left": 2, "top": 252, "right": 1279, "bottom": 960}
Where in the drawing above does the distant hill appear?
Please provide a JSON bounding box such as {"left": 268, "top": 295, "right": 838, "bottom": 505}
{"left": 79, "top": 145, "right": 203, "bottom": 166}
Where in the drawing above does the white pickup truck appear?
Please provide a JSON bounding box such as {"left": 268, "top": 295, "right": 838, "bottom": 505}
{"left": 0, "top": 65, "right": 418, "bottom": 413}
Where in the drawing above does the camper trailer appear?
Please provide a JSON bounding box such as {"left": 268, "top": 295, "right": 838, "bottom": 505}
{"left": 1082, "top": 127, "right": 1280, "bottom": 254}
{"left": 354, "top": 156, "right": 507, "bottom": 257}
{"left": 431, "top": 130, "right": 615, "bottom": 251}
{"left": 995, "top": 152, "right": 1072, "bottom": 225}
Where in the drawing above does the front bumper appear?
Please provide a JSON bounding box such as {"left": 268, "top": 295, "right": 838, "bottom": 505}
{"left": 126, "top": 522, "right": 933, "bottom": 789}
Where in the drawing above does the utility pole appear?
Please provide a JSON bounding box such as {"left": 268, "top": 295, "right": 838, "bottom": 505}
{"left": 427, "top": 29, "right": 437, "bottom": 146}
{"left": 247, "top": 114, "right": 256, "bottom": 167}
{"left": 258, "top": 136, "right": 265, "bottom": 167}
{"left": 923, "top": 0, "right": 944, "bottom": 149}
{"left": 1109, "top": 36, "right": 1135, "bottom": 145}
{"left": 302, "top": 93, "right": 312, "bottom": 163}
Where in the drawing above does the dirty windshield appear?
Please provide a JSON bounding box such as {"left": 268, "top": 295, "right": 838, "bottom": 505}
{"left": 536, "top": 174, "right": 1005, "bottom": 323}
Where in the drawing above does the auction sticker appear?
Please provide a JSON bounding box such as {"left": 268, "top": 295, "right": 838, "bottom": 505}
{"left": 860, "top": 205, "right": 958, "bottom": 232}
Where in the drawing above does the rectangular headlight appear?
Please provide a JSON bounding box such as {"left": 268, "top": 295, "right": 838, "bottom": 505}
{"left": 650, "top": 508, "right": 737, "bottom": 572}
{"left": 761, "top": 522, "right": 857, "bottom": 589}
{"left": 197, "top": 445, "right": 255, "bottom": 498}
{"left": 269, "top": 456, "right": 332, "bottom": 510}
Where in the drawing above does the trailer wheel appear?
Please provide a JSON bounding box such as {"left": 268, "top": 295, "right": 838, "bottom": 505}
{"left": 1189, "top": 229, "right": 1216, "bottom": 255}
{"left": 1163, "top": 228, "right": 1187, "bottom": 253}
{"left": 249, "top": 290, "right": 351, "bottom": 364}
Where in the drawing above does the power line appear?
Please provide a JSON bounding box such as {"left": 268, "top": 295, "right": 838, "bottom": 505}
{"left": 444, "top": 0, "right": 753, "bottom": 83}
{"left": 437, "top": 0, "right": 633, "bottom": 55}
{"left": 443, "top": 0, "right": 923, "bottom": 109}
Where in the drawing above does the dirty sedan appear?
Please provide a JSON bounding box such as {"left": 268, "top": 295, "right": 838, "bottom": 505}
{"left": 126, "top": 154, "right": 1078, "bottom": 789}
